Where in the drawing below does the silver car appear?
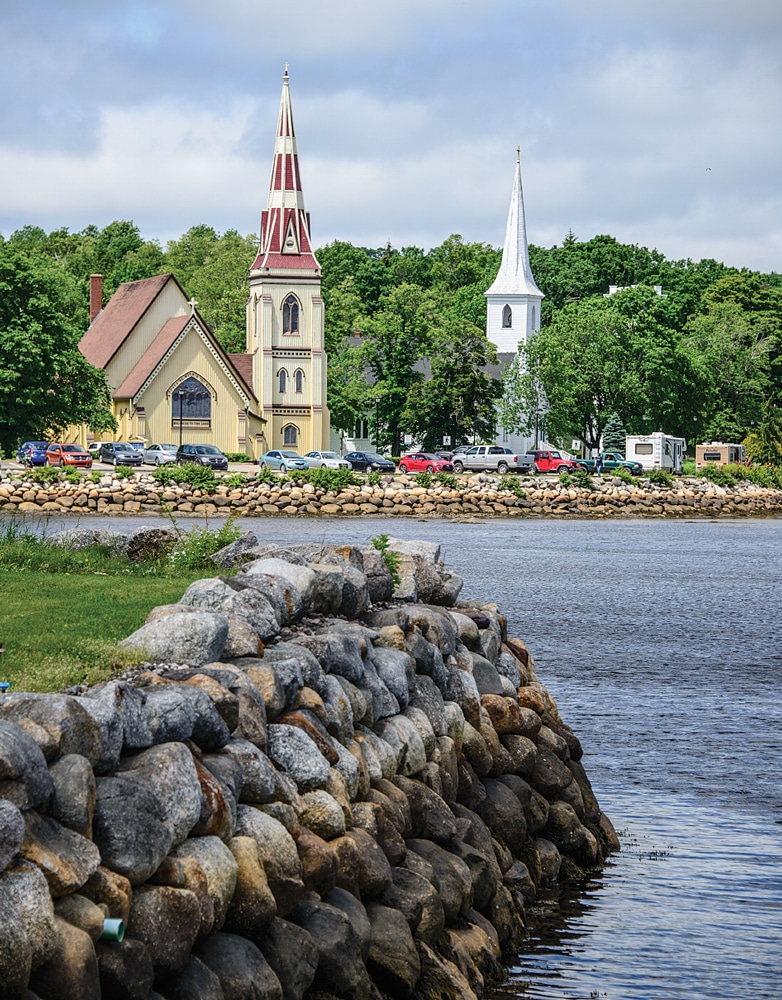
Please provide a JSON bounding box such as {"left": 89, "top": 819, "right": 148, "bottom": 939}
{"left": 142, "top": 443, "right": 178, "bottom": 466}
{"left": 304, "top": 450, "right": 351, "bottom": 469}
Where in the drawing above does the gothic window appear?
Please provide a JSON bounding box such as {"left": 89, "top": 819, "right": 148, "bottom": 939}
{"left": 172, "top": 377, "right": 211, "bottom": 421}
{"left": 294, "top": 369, "right": 304, "bottom": 393}
{"left": 283, "top": 424, "right": 298, "bottom": 447}
{"left": 283, "top": 294, "right": 300, "bottom": 335}
{"left": 502, "top": 304, "right": 512, "bottom": 328}
{"left": 531, "top": 305, "right": 537, "bottom": 330}
{"left": 278, "top": 369, "right": 287, "bottom": 393}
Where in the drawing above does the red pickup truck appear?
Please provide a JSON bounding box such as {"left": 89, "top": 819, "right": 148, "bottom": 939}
{"left": 526, "top": 450, "right": 582, "bottom": 474}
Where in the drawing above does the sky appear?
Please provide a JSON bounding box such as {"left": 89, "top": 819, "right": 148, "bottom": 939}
{"left": 1, "top": 0, "right": 781, "bottom": 271}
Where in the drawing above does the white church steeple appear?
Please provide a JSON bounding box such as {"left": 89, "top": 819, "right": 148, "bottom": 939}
{"left": 485, "top": 150, "right": 543, "bottom": 354}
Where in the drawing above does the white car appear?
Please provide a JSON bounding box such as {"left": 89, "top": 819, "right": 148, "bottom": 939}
{"left": 304, "top": 450, "right": 351, "bottom": 469}
{"left": 143, "top": 443, "right": 178, "bottom": 466}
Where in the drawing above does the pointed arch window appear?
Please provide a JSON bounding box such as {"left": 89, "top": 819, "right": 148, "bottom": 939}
{"left": 294, "top": 369, "right": 304, "bottom": 393}
{"left": 531, "top": 305, "right": 537, "bottom": 331}
{"left": 282, "top": 294, "right": 300, "bottom": 335}
{"left": 502, "top": 304, "right": 513, "bottom": 328}
{"left": 283, "top": 424, "right": 298, "bottom": 447}
{"left": 172, "top": 376, "right": 211, "bottom": 422}
{"left": 278, "top": 369, "right": 288, "bottom": 393}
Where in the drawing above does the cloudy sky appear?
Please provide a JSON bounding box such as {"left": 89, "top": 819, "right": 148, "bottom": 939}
{"left": 1, "top": 0, "right": 780, "bottom": 271}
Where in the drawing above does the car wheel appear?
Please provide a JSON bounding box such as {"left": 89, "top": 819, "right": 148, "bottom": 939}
{"left": 279, "top": 463, "right": 287, "bottom": 473}
{"left": 321, "top": 463, "right": 327, "bottom": 468}
{"left": 426, "top": 465, "right": 434, "bottom": 473}
{"left": 497, "top": 461, "right": 509, "bottom": 474}
{"left": 453, "top": 461, "right": 464, "bottom": 473}
{"left": 399, "top": 464, "right": 407, "bottom": 473}
{"left": 259, "top": 462, "right": 267, "bottom": 470}
{"left": 557, "top": 465, "right": 569, "bottom": 473}
{"left": 59, "top": 460, "right": 65, "bottom": 468}
{"left": 534, "top": 464, "right": 541, "bottom": 474}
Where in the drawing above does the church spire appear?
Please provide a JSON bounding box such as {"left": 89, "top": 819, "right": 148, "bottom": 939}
{"left": 251, "top": 66, "right": 319, "bottom": 272}
{"left": 485, "top": 149, "right": 541, "bottom": 298}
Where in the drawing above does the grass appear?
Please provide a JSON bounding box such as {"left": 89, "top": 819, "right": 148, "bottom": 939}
{"left": 0, "top": 516, "right": 241, "bottom": 693}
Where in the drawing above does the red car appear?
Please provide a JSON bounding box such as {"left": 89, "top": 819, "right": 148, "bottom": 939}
{"left": 46, "top": 444, "right": 93, "bottom": 468}
{"left": 526, "top": 450, "right": 581, "bottom": 474}
{"left": 398, "top": 452, "right": 454, "bottom": 474}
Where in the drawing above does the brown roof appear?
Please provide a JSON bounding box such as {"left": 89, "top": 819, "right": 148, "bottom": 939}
{"left": 78, "top": 273, "right": 174, "bottom": 369}
{"left": 229, "top": 353, "right": 254, "bottom": 393}
{"left": 113, "top": 315, "right": 190, "bottom": 399}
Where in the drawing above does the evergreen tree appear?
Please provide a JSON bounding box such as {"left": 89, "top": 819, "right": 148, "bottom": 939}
{"left": 744, "top": 399, "right": 782, "bottom": 466}
{"left": 602, "top": 413, "right": 627, "bottom": 454}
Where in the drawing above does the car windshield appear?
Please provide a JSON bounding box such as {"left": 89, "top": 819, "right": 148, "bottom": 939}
{"left": 366, "top": 454, "right": 387, "bottom": 462}
{"left": 115, "top": 443, "right": 133, "bottom": 449}
{"left": 30, "top": 442, "right": 47, "bottom": 449}
{"left": 62, "top": 445, "right": 84, "bottom": 452}
{"left": 195, "top": 446, "right": 221, "bottom": 455}
{"left": 321, "top": 452, "right": 340, "bottom": 459}
{"left": 280, "top": 451, "right": 302, "bottom": 458}
{"left": 422, "top": 454, "right": 439, "bottom": 459}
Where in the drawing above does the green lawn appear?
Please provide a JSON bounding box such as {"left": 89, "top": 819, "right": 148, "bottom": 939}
{"left": 0, "top": 571, "right": 201, "bottom": 692}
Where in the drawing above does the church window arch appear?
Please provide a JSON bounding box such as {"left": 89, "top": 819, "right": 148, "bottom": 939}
{"left": 283, "top": 424, "right": 299, "bottom": 447}
{"left": 278, "top": 368, "right": 288, "bottom": 393}
{"left": 502, "top": 304, "right": 512, "bottom": 328}
{"left": 282, "top": 294, "right": 300, "bottom": 335}
{"left": 531, "top": 305, "right": 537, "bottom": 330}
{"left": 294, "top": 368, "right": 304, "bottom": 393}
{"left": 172, "top": 376, "right": 211, "bottom": 422}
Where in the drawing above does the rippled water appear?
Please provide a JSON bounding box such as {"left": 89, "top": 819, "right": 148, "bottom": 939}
{"left": 22, "top": 514, "right": 782, "bottom": 998}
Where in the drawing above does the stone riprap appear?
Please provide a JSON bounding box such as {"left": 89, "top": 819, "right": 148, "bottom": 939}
{"left": 0, "top": 538, "right": 619, "bottom": 1000}
{"left": 1, "top": 468, "right": 781, "bottom": 518}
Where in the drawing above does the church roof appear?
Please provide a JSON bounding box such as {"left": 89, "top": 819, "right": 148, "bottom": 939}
{"left": 485, "top": 152, "right": 543, "bottom": 299}
{"left": 113, "top": 315, "right": 190, "bottom": 399}
{"left": 229, "top": 352, "right": 254, "bottom": 393}
{"left": 250, "top": 67, "right": 320, "bottom": 273}
{"left": 79, "top": 273, "right": 175, "bottom": 369}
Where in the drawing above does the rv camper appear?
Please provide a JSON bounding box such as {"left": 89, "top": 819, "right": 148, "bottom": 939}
{"left": 695, "top": 442, "right": 745, "bottom": 468}
{"left": 626, "top": 433, "right": 686, "bottom": 473}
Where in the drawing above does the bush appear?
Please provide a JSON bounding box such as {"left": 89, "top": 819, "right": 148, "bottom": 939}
{"left": 645, "top": 468, "right": 674, "bottom": 487}
{"left": 255, "top": 465, "right": 278, "bottom": 484}
{"left": 610, "top": 466, "right": 637, "bottom": 485}
{"left": 498, "top": 473, "right": 526, "bottom": 497}
{"left": 682, "top": 459, "right": 697, "bottom": 476}
{"left": 29, "top": 466, "right": 60, "bottom": 485}
{"left": 168, "top": 515, "right": 242, "bottom": 571}
{"left": 223, "top": 473, "right": 248, "bottom": 488}
{"left": 371, "top": 534, "right": 401, "bottom": 588}
{"left": 89, "top": 470, "right": 103, "bottom": 484}
{"left": 367, "top": 470, "right": 381, "bottom": 487}
{"left": 413, "top": 471, "right": 433, "bottom": 488}
{"left": 63, "top": 466, "right": 83, "bottom": 484}
{"left": 152, "top": 462, "right": 218, "bottom": 491}
{"left": 558, "top": 472, "right": 573, "bottom": 487}
{"left": 571, "top": 468, "right": 593, "bottom": 489}
{"left": 290, "top": 467, "right": 362, "bottom": 490}
{"left": 224, "top": 452, "right": 250, "bottom": 462}
{"left": 702, "top": 464, "right": 736, "bottom": 486}
{"left": 434, "top": 471, "right": 458, "bottom": 489}
{"left": 113, "top": 464, "right": 136, "bottom": 481}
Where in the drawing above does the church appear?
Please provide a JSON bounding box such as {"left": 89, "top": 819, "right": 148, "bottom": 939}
{"left": 77, "top": 68, "right": 329, "bottom": 458}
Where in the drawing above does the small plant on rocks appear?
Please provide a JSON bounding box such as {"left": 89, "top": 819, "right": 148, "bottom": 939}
{"left": 152, "top": 462, "right": 218, "bottom": 491}
{"left": 645, "top": 468, "right": 674, "bottom": 487}
{"left": 571, "top": 468, "right": 593, "bottom": 489}
{"left": 367, "top": 470, "right": 382, "bottom": 487}
{"left": 558, "top": 472, "right": 573, "bottom": 487}
{"left": 371, "top": 533, "right": 402, "bottom": 588}
{"left": 30, "top": 466, "right": 60, "bottom": 485}
{"left": 498, "top": 473, "right": 526, "bottom": 497}
{"left": 292, "top": 467, "right": 361, "bottom": 490}
{"left": 413, "top": 471, "right": 433, "bottom": 488}
{"left": 113, "top": 464, "right": 135, "bottom": 481}
{"left": 63, "top": 466, "right": 83, "bottom": 484}
{"left": 223, "top": 473, "right": 248, "bottom": 489}
{"left": 168, "top": 514, "right": 242, "bottom": 571}
{"left": 255, "top": 465, "right": 278, "bottom": 484}
{"left": 611, "top": 466, "right": 636, "bottom": 485}
{"left": 89, "top": 470, "right": 103, "bottom": 484}
{"left": 435, "top": 471, "right": 458, "bottom": 489}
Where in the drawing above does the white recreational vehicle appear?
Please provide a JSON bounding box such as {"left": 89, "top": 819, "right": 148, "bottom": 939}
{"left": 695, "top": 442, "right": 746, "bottom": 468}
{"left": 626, "top": 433, "right": 686, "bottom": 473}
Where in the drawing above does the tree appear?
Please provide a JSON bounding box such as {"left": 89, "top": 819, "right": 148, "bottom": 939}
{"left": 602, "top": 413, "right": 627, "bottom": 454}
{"left": 743, "top": 398, "right": 782, "bottom": 466}
{"left": 0, "top": 245, "right": 115, "bottom": 454}
{"left": 326, "top": 340, "right": 372, "bottom": 437}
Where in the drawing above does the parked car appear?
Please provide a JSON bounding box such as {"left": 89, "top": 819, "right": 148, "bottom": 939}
{"left": 303, "top": 450, "right": 351, "bottom": 469}
{"left": 575, "top": 452, "right": 643, "bottom": 476}
{"left": 98, "top": 442, "right": 143, "bottom": 466}
{"left": 16, "top": 441, "right": 49, "bottom": 466}
{"left": 344, "top": 451, "right": 396, "bottom": 473}
{"left": 126, "top": 442, "right": 146, "bottom": 452}
{"left": 258, "top": 449, "right": 310, "bottom": 473}
{"left": 176, "top": 444, "right": 229, "bottom": 470}
{"left": 87, "top": 442, "right": 102, "bottom": 458}
{"left": 45, "top": 444, "right": 93, "bottom": 468}
{"left": 398, "top": 452, "right": 454, "bottom": 474}
{"left": 525, "top": 450, "right": 581, "bottom": 474}
{"left": 143, "top": 443, "right": 178, "bottom": 466}
{"left": 451, "top": 446, "right": 534, "bottom": 475}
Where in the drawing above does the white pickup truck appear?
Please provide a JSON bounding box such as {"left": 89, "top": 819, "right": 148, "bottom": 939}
{"left": 451, "top": 446, "right": 535, "bottom": 475}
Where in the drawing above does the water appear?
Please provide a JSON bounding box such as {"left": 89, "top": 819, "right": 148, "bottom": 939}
{"left": 17, "top": 513, "right": 782, "bottom": 997}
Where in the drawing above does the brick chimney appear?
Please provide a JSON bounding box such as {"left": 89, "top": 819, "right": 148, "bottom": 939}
{"left": 89, "top": 274, "right": 103, "bottom": 325}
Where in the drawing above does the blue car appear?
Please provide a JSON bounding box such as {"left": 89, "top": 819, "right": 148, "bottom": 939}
{"left": 258, "top": 449, "right": 310, "bottom": 473}
{"left": 16, "top": 441, "right": 49, "bottom": 466}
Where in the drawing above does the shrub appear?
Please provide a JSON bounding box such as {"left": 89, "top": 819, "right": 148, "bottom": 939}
{"left": 434, "top": 471, "right": 458, "bottom": 489}
{"left": 224, "top": 452, "right": 250, "bottom": 463}
{"left": 645, "top": 468, "right": 674, "bottom": 487}
{"left": 371, "top": 533, "right": 401, "bottom": 588}
{"left": 152, "top": 462, "right": 218, "bottom": 491}
{"left": 29, "top": 466, "right": 60, "bottom": 485}
{"left": 113, "top": 464, "right": 135, "bottom": 481}
{"left": 571, "top": 468, "right": 593, "bottom": 489}
{"left": 255, "top": 465, "right": 278, "bottom": 484}
{"left": 223, "top": 473, "right": 248, "bottom": 489}
{"left": 63, "top": 466, "right": 83, "bottom": 484}
{"left": 413, "top": 471, "right": 433, "bottom": 488}
{"left": 702, "top": 464, "right": 736, "bottom": 487}
{"left": 89, "top": 470, "right": 103, "bottom": 484}
{"left": 682, "top": 459, "right": 697, "bottom": 476}
{"left": 367, "top": 470, "right": 382, "bottom": 487}
{"left": 558, "top": 472, "right": 573, "bottom": 487}
{"left": 168, "top": 515, "right": 242, "bottom": 571}
{"left": 610, "top": 466, "right": 636, "bottom": 485}
{"left": 291, "top": 467, "right": 362, "bottom": 490}
{"left": 498, "top": 473, "right": 526, "bottom": 497}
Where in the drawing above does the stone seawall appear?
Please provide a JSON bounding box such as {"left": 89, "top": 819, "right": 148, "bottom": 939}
{"left": 2, "top": 469, "right": 781, "bottom": 518}
{"left": 0, "top": 537, "right": 618, "bottom": 1000}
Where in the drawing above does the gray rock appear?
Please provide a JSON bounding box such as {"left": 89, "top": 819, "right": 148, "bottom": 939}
{"left": 0, "top": 720, "right": 54, "bottom": 809}
{"left": 120, "top": 611, "right": 229, "bottom": 667}
{"left": 380, "top": 865, "right": 445, "bottom": 946}
{"left": 0, "top": 800, "right": 24, "bottom": 872}
{"left": 163, "top": 953, "right": 225, "bottom": 999}
{"left": 409, "top": 675, "right": 446, "bottom": 736}
{"left": 327, "top": 739, "right": 361, "bottom": 800}
{"left": 375, "top": 715, "right": 427, "bottom": 777}
{"left": 96, "top": 937, "right": 155, "bottom": 1000}
{"left": 19, "top": 811, "right": 101, "bottom": 897}
{"left": 359, "top": 548, "right": 394, "bottom": 604}
{"left": 242, "top": 558, "right": 316, "bottom": 612}
{"left": 293, "top": 895, "right": 371, "bottom": 1000}
{"left": 234, "top": 806, "right": 304, "bottom": 913}
{"left": 80, "top": 681, "right": 152, "bottom": 752}
{"left": 195, "top": 933, "right": 282, "bottom": 1000}
{"left": 299, "top": 789, "right": 346, "bottom": 840}
{"left": 217, "top": 739, "right": 275, "bottom": 803}
{"left": 354, "top": 726, "right": 398, "bottom": 780}
{"left": 28, "top": 915, "right": 100, "bottom": 1000}
{"left": 404, "top": 839, "right": 473, "bottom": 924}
{"left": 495, "top": 650, "right": 522, "bottom": 689}
{"left": 0, "top": 694, "right": 103, "bottom": 767}
{"left": 172, "top": 836, "right": 238, "bottom": 931}
{"left": 257, "top": 917, "right": 318, "bottom": 1000}
{"left": 365, "top": 902, "right": 421, "bottom": 997}
{"left": 406, "top": 606, "right": 458, "bottom": 656}
{"left": 92, "top": 777, "right": 173, "bottom": 884}
{"left": 45, "top": 528, "right": 128, "bottom": 554}
{"left": 470, "top": 653, "right": 504, "bottom": 696}
{"left": 0, "top": 860, "right": 57, "bottom": 968}
{"left": 265, "top": 725, "right": 330, "bottom": 791}
{"left": 139, "top": 685, "right": 197, "bottom": 744}
{"left": 169, "top": 684, "right": 231, "bottom": 751}
{"left": 48, "top": 754, "right": 96, "bottom": 838}
{"left": 371, "top": 647, "right": 415, "bottom": 709}
{"left": 356, "top": 658, "right": 399, "bottom": 723}
{"left": 262, "top": 642, "right": 326, "bottom": 695}
{"left": 126, "top": 884, "right": 202, "bottom": 984}
{"left": 290, "top": 633, "right": 365, "bottom": 684}
{"left": 481, "top": 778, "right": 528, "bottom": 854}
{"left": 179, "top": 578, "right": 279, "bottom": 641}
{"left": 309, "top": 562, "right": 345, "bottom": 615}
{"left": 233, "top": 572, "right": 303, "bottom": 626}
{"left": 386, "top": 537, "right": 441, "bottom": 564}
{"left": 390, "top": 775, "right": 457, "bottom": 844}
{"left": 118, "top": 743, "right": 203, "bottom": 847}
{"left": 127, "top": 526, "right": 177, "bottom": 563}
{"left": 403, "top": 705, "right": 437, "bottom": 757}
{"left": 0, "top": 884, "right": 32, "bottom": 995}
{"left": 210, "top": 530, "right": 260, "bottom": 568}
{"left": 318, "top": 554, "right": 369, "bottom": 618}
{"left": 391, "top": 552, "right": 417, "bottom": 602}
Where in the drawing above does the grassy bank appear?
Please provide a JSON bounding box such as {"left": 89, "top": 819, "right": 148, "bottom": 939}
{"left": 0, "top": 517, "right": 240, "bottom": 693}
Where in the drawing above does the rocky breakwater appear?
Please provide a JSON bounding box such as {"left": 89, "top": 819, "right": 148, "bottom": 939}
{"left": 1, "top": 467, "right": 781, "bottom": 518}
{"left": 0, "top": 536, "right": 619, "bottom": 1000}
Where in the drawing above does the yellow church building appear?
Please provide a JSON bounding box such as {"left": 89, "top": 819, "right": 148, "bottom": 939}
{"left": 78, "top": 68, "right": 329, "bottom": 459}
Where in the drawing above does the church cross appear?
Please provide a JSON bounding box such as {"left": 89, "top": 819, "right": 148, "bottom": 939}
{"left": 188, "top": 297, "right": 198, "bottom": 315}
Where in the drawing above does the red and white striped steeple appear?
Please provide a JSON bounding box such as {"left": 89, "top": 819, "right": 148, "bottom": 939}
{"left": 251, "top": 66, "right": 319, "bottom": 272}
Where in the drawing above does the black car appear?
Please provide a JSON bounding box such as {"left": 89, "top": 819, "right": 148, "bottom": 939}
{"left": 175, "top": 444, "right": 229, "bottom": 470}
{"left": 98, "top": 441, "right": 143, "bottom": 466}
{"left": 344, "top": 451, "right": 396, "bottom": 473}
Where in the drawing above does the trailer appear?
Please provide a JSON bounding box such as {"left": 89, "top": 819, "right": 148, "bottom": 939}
{"left": 695, "top": 442, "right": 745, "bottom": 468}
{"left": 625, "top": 433, "right": 686, "bottom": 473}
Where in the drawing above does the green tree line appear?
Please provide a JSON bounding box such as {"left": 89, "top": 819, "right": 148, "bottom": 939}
{"left": 1, "top": 221, "right": 781, "bottom": 460}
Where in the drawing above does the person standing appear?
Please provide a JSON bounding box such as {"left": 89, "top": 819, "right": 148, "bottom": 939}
{"left": 595, "top": 453, "right": 604, "bottom": 477}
